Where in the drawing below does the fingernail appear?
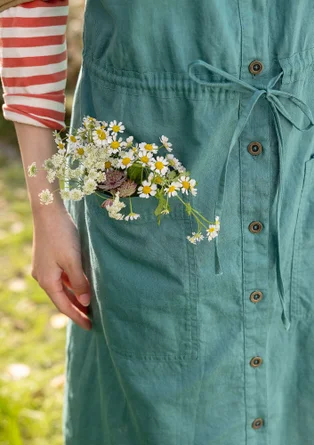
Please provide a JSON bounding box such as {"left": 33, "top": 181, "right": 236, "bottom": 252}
{"left": 78, "top": 293, "right": 90, "bottom": 306}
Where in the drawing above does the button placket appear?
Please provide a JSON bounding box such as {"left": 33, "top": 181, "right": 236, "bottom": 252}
{"left": 242, "top": 54, "right": 269, "bottom": 436}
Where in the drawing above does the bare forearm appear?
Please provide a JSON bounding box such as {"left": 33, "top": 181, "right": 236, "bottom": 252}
{"left": 14, "top": 122, "right": 66, "bottom": 217}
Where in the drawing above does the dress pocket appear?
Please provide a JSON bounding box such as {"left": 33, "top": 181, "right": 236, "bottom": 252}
{"left": 83, "top": 191, "right": 199, "bottom": 361}
{"left": 290, "top": 155, "right": 314, "bottom": 321}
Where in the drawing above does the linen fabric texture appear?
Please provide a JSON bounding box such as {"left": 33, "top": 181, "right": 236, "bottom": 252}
{"left": 62, "top": 1, "right": 314, "bottom": 444}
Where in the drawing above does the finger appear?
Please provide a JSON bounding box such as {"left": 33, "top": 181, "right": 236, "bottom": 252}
{"left": 62, "top": 282, "right": 89, "bottom": 316}
{"left": 61, "top": 270, "right": 71, "bottom": 288}
{"left": 44, "top": 283, "right": 92, "bottom": 330}
{"left": 64, "top": 260, "right": 91, "bottom": 307}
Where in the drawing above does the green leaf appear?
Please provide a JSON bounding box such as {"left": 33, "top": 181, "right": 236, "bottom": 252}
{"left": 127, "top": 163, "right": 144, "bottom": 185}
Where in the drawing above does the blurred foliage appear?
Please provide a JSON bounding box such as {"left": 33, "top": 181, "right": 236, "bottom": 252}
{"left": 0, "top": 1, "right": 85, "bottom": 443}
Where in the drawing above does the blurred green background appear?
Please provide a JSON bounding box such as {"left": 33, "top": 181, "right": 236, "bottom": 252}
{"left": 0, "top": 2, "right": 84, "bottom": 443}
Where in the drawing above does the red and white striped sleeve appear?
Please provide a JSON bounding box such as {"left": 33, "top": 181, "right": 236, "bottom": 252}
{"left": 0, "top": 0, "right": 69, "bottom": 130}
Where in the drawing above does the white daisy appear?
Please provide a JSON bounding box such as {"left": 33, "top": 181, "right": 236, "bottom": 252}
{"left": 39, "top": 189, "right": 54, "bottom": 205}
{"left": 178, "top": 175, "right": 197, "bottom": 195}
{"left": 137, "top": 180, "right": 158, "bottom": 198}
{"left": 92, "top": 126, "right": 111, "bottom": 147}
{"left": 108, "top": 135, "right": 126, "bottom": 154}
{"left": 206, "top": 224, "right": 219, "bottom": 241}
{"left": 187, "top": 231, "right": 204, "bottom": 244}
{"left": 125, "top": 212, "right": 141, "bottom": 221}
{"left": 149, "top": 156, "right": 169, "bottom": 176}
{"left": 139, "top": 141, "right": 159, "bottom": 154}
{"left": 117, "top": 150, "right": 135, "bottom": 169}
{"left": 164, "top": 181, "right": 181, "bottom": 197}
{"left": 138, "top": 149, "right": 154, "bottom": 166}
{"left": 109, "top": 120, "right": 125, "bottom": 134}
{"left": 165, "top": 153, "right": 182, "bottom": 171}
{"left": 125, "top": 135, "right": 134, "bottom": 147}
{"left": 160, "top": 135, "right": 173, "bottom": 152}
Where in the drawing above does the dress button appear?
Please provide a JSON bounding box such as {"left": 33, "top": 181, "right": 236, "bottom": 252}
{"left": 248, "top": 221, "right": 263, "bottom": 233}
{"left": 250, "top": 356, "right": 263, "bottom": 367}
{"left": 252, "top": 417, "right": 264, "bottom": 429}
{"left": 250, "top": 290, "right": 263, "bottom": 303}
{"left": 249, "top": 60, "right": 263, "bottom": 74}
{"left": 248, "top": 141, "right": 263, "bottom": 156}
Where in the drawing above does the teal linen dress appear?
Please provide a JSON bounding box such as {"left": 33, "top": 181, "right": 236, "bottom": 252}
{"left": 62, "top": 1, "right": 314, "bottom": 443}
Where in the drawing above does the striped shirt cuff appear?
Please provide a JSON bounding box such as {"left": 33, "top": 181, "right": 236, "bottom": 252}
{"left": 0, "top": 0, "right": 69, "bottom": 130}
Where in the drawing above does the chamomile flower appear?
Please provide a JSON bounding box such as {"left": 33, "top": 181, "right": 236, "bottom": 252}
{"left": 117, "top": 150, "right": 135, "bottom": 169}
{"left": 160, "top": 135, "right": 173, "bottom": 152}
{"left": 108, "top": 134, "right": 126, "bottom": 154}
{"left": 125, "top": 211, "right": 141, "bottom": 221}
{"left": 206, "top": 224, "right": 219, "bottom": 241}
{"left": 165, "top": 153, "right": 183, "bottom": 171}
{"left": 66, "top": 132, "right": 81, "bottom": 148}
{"left": 83, "top": 115, "right": 97, "bottom": 128}
{"left": 138, "top": 149, "right": 154, "bottom": 166}
{"left": 178, "top": 175, "right": 197, "bottom": 195}
{"left": 92, "top": 126, "right": 111, "bottom": 147}
{"left": 28, "top": 162, "right": 38, "bottom": 177}
{"left": 149, "top": 156, "right": 169, "bottom": 176}
{"left": 125, "top": 135, "right": 134, "bottom": 147}
{"left": 70, "top": 188, "right": 84, "bottom": 201}
{"left": 109, "top": 120, "right": 125, "bottom": 134}
{"left": 164, "top": 181, "right": 181, "bottom": 197}
{"left": 138, "top": 180, "right": 158, "bottom": 198}
{"left": 187, "top": 232, "right": 204, "bottom": 244}
{"left": 139, "top": 142, "right": 159, "bottom": 154}
{"left": 39, "top": 189, "right": 54, "bottom": 205}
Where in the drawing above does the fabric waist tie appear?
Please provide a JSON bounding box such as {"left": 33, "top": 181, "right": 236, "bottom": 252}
{"left": 188, "top": 59, "right": 314, "bottom": 331}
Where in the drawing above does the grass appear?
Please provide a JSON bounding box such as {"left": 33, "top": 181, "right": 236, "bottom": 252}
{"left": 0, "top": 153, "right": 67, "bottom": 445}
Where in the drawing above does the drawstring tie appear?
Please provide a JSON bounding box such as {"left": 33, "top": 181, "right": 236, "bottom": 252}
{"left": 188, "top": 59, "right": 314, "bottom": 331}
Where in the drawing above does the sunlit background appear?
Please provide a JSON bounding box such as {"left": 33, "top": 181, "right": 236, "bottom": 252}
{"left": 0, "top": 2, "right": 84, "bottom": 443}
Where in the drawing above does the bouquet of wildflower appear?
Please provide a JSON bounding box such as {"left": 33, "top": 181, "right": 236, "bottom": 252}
{"left": 27, "top": 116, "right": 220, "bottom": 244}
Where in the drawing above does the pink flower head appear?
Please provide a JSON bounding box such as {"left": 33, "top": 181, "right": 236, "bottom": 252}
{"left": 115, "top": 179, "right": 138, "bottom": 197}
{"left": 101, "top": 198, "right": 114, "bottom": 208}
{"left": 97, "top": 169, "right": 127, "bottom": 191}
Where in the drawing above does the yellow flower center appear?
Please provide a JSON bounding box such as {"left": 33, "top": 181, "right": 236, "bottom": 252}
{"left": 77, "top": 147, "right": 84, "bottom": 155}
{"left": 142, "top": 185, "right": 151, "bottom": 194}
{"left": 111, "top": 141, "right": 120, "bottom": 150}
{"left": 155, "top": 161, "right": 164, "bottom": 170}
{"left": 182, "top": 180, "right": 190, "bottom": 190}
{"left": 168, "top": 185, "right": 176, "bottom": 193}
{"left": 140, "top": 155, "right": 149, "bottom": 164}
{"left": 58, "top": 142, "right": 64, "bottom": 149}
{"left": 104, "top": 161, "right": 111, "bottom": 169}
{"left": 208, "top": 227, "right": 216, "bottom": 233}
{"left": 122, "top": 157, "right": 131, "bottom": 166}
{"left": 70, "top": 135, "right": 77, "bottom": 142}
{"left": 145, "top": 143, "right": 153, "bottom": 151}
{"left": 155, "top": 176, "right": 163, "bottom": 184}
{"left": 96, "top": 129, "right": 106, "bottom": 140}
{"left": 112, "top": 125, "right": 120, "bottom": 132}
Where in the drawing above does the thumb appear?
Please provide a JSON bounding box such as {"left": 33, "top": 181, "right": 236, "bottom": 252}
{"left": 64, "top": 260, "right": 91, "bottom": 307}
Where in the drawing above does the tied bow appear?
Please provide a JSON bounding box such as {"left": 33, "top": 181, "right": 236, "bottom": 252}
{"left": 188, "top": 58, "right": 314, "bottom": 331}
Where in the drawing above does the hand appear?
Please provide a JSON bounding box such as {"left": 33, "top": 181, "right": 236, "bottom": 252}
{"left": 31, "top": 204, "right": 92, "bottom": 330}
